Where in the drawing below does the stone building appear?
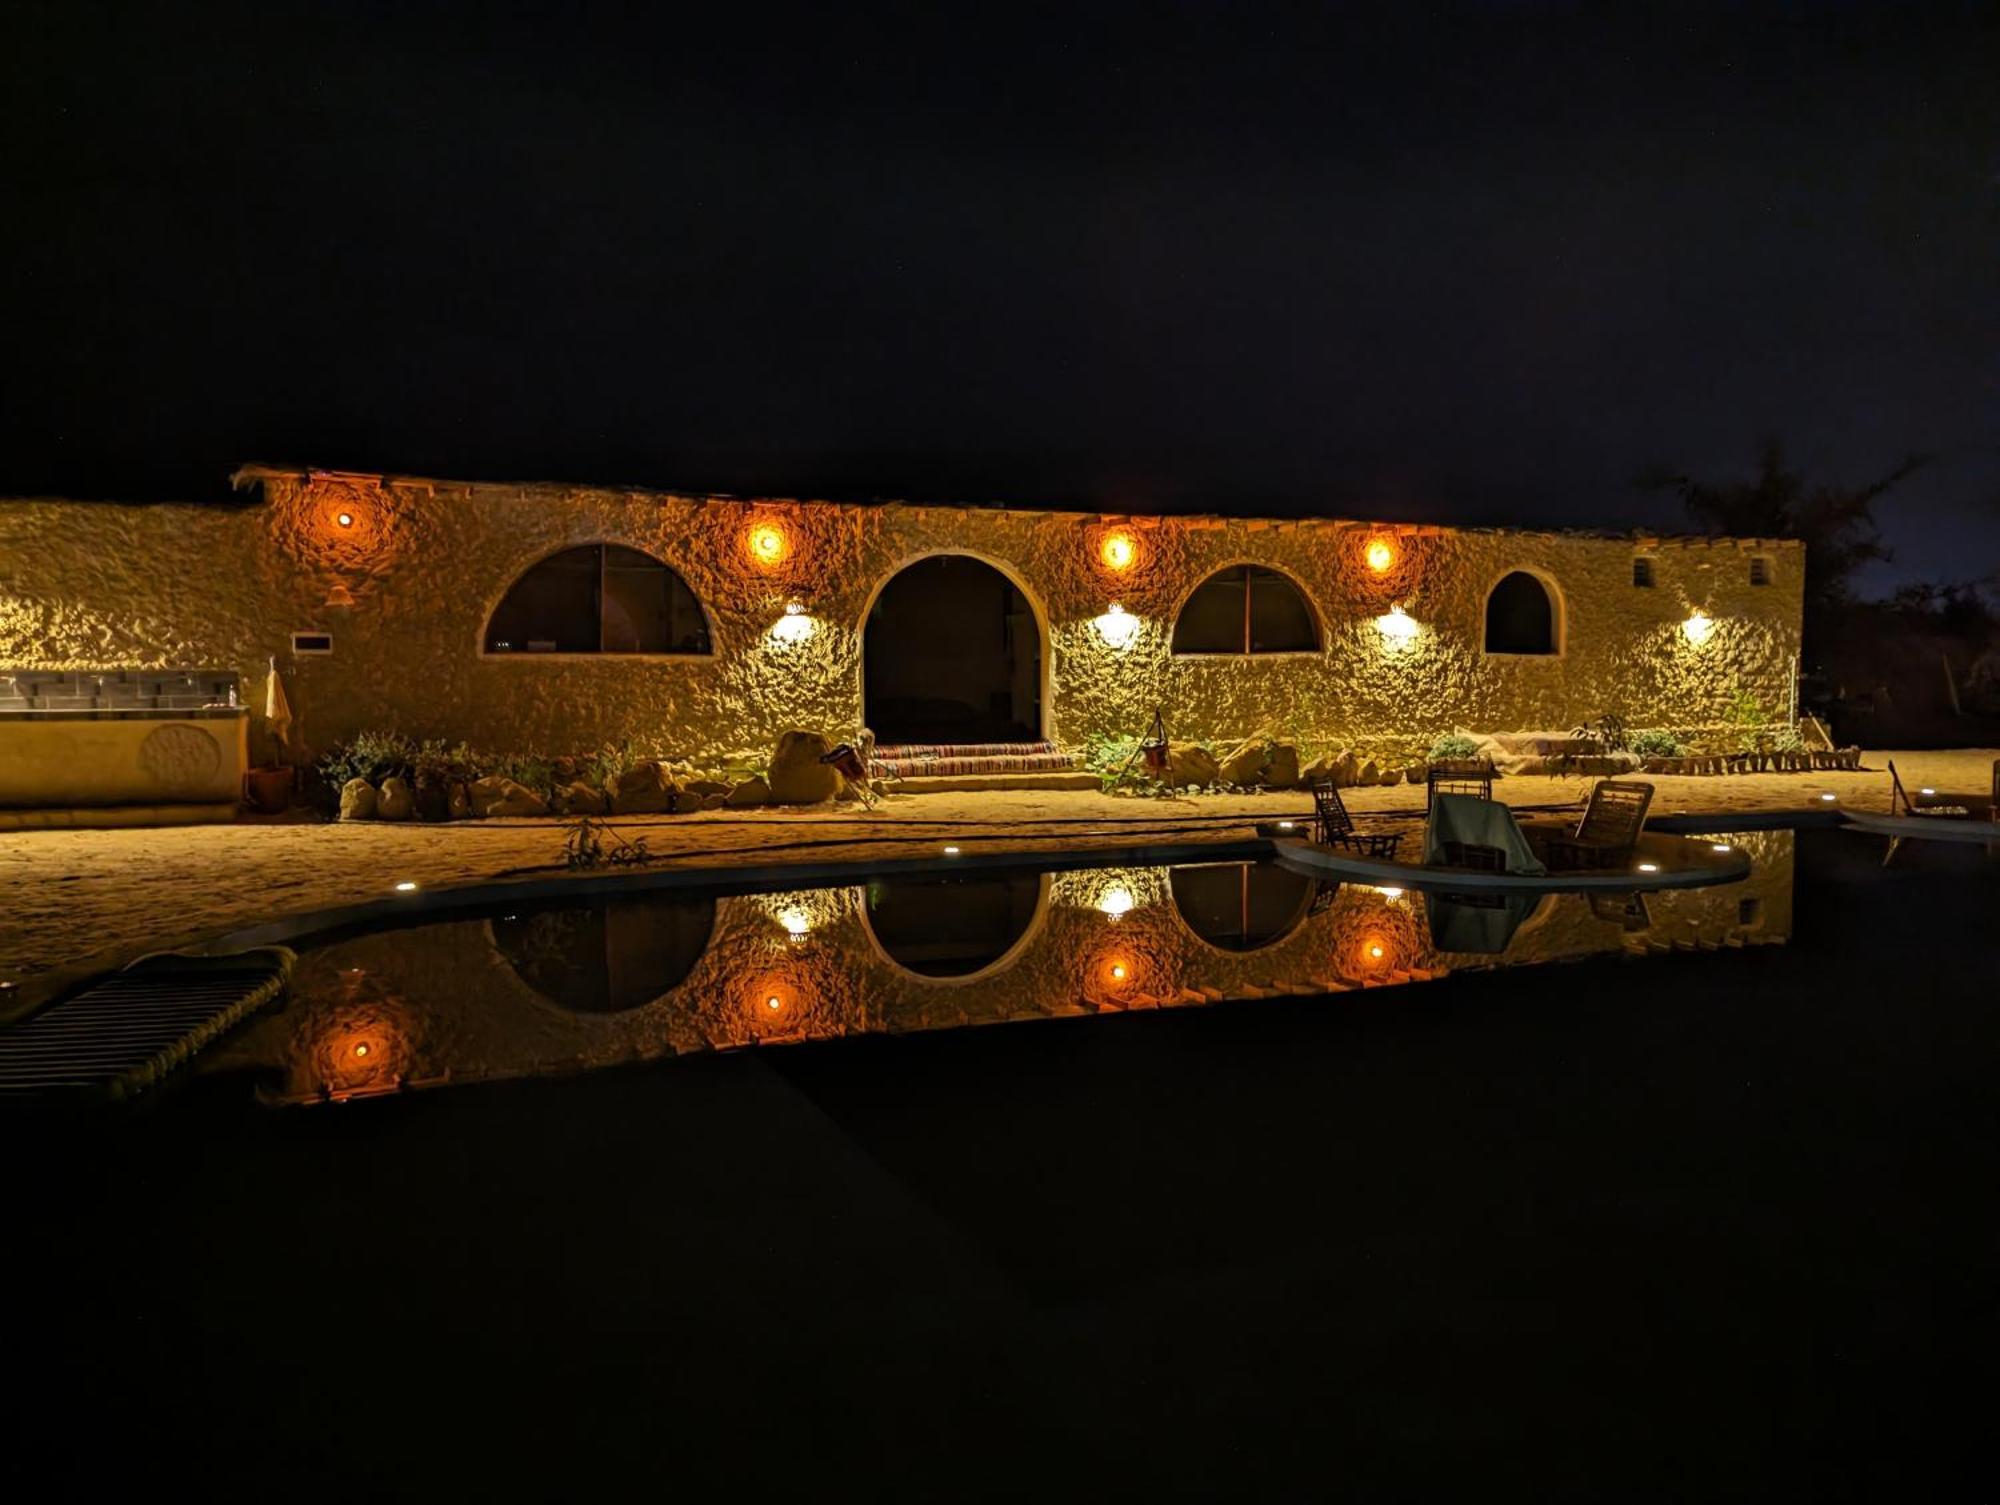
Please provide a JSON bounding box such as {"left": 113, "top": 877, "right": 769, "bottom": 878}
{"left": 1, "top": 464, "right": 1802, "bottom": 806}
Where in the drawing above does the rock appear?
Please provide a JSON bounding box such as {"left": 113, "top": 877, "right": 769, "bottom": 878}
{"left": 1404, "top": 764, "right": 1428, "bottom": 786}
{"left": 447, "top": 781, "right": 473, "bottom": 820}
{"left": 1299, "top": 754, "right": 1337, "bottom": 786}
{"left": 684, "top": 777, "right": 731, "bottom": 797}
{"left": 338, "top": 778, "right": 377, "bottom": 821}
{"left": 1332, "top": 750, "right": 1360, "bottom": 788}
{"left": 376, "top": 775, "right": 415, "bottom": 821}
{"left": 1377, "top": 767, "right": 1403, "bottom": 786}
{"left": 701, "top": 791, "right": 728, "bottom": 810}
{"left": 1356, "top": 759, "right": 1380, "bottom": 788}
{"left": 767, "top": 730, "right": 842, "bottom": 804}
{"left": 1263, "top": 741, "right": 1301, "bottom": 789}
{"left": 1217, "top": 737, "right": 1269, "bottom": 787}
{"left": 612, "top": 761, "right": 677, "bottom": 814}
{"left": 1167, "top": 744, "right": 1220, "bottom": 788}
{"left": 414, "top": 774, "right": 451, "bottom": 822}
{"left": 725, "top": 776, "right": 771, "bottom": 808}
{"left": 563, "top": 781, "right": 608, "bottom": 815}
{"left": 470, "top": 775, "right": 549, "bottom": 819}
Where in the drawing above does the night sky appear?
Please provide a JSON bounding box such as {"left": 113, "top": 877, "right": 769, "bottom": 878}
{"left": 5, "top": 2, "right": 1996, "bottom": 592}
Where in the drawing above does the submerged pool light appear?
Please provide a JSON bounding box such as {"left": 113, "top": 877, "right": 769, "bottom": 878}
{"left": 393, "top": 881, "right": 418, "bottom": 892}
{"left": 1636, "top": 863, "right": 1659, "bottom": 873}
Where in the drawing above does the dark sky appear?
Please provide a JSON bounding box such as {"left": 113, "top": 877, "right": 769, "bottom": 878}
{"left": 5, "top": 1, "right": 1996, "bottom": 592}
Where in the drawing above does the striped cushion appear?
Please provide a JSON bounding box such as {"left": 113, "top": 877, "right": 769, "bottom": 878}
{"left": 872, "top": 742, "right": 1080, "bottom": 779}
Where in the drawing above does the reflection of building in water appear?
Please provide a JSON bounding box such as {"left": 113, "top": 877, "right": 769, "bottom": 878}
{"left": 489, "top": 892, "right": 714, "bottom": 1014}
{"left": 205, "top": 835, "right": 1795, "bottom": 1104}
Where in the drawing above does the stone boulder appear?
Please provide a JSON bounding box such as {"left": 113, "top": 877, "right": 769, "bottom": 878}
{"left": 470, "top": 775, "right": 549, "bottom": 819}
{"left": 1166, "top": 744, "right": 1220, "bottom": 789}
{"left": 767, "top": 730, "right": 841, "bottom": 805}
{"left": 563, "top": 781, "right": 608, "bottom": 816}
{"left": 338, "top": 778, "right": 377, "bottom": 821}
{"left": 725, "top": 776, "right": 772, "bottom": 808}
{"left": 683, "top": 777, "right": 731, "bottom": 797}
{"left": 376, "top": 775, "right": 415, "bottom": 821}
{"left": 1356, "top": 759, "right": 1380, "bottom": 788}
{"left": 612, "top": 761, "right": 677, "bottom": 814}
{"left": 1263, "top": 741, "right": 1301, "bottom": 790}
{"left": 1332, "top": 750, "right": 1360, "bottom": 788}
{"left": 700, "top": 791, "right": 728, "bottom": 810}
{"left": 1217, "top": 737, "right": 1269, "bottom": 787}
{"left": 1299, "top": 754, "right": 1337, "bottom": 787}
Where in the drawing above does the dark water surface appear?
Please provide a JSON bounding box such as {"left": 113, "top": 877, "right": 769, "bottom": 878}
{"left": 10, "top": 830, "right": 1996, "bottom": 1499}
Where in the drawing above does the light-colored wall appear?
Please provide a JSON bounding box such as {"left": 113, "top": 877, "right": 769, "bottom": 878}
{"left": 0, "top": 468, "right": 1803, "bottom": 763}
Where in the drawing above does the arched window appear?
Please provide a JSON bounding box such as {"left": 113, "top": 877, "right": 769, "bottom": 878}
{"left": 1169, "top": 861, "right": 1317, "bottom": 951}
{"left": 1483, "top": 571, "right": 1558, "bottom": 655}
{"left": 485, "top": 545, "right": 711, "bottom": 654}
{"left": 1171, "top": 566, "right": 1319, "bottom": 655}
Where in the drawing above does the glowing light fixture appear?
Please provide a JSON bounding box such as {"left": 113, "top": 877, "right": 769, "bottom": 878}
{"left": 765, "top": 994, "right": 782, "bottom": 1011}
{"left": 394, "top": 881, "right": 418, "bottom": 892}
{"left": 747, "top": 522, "right": 789, "bottom": 567}
{"left": 1376, "top": 605, "right": 1419, "bottom": 643}
{"left": 770, "top": 602, "right": 815, "bottom": 644}
{"left": 943, "top": 845, "right": 961, "bottom": 856}
{"left": 1100, "top": 532, "right": 1137, "bottom": 571}
{"left": 1277, "top": 820, "right": 1295, "bottom": 830}
{"left": 1711, "top": 843, "right": 1731, "bottom": 853}
{"left": 1365, "top": 537, "right": 1396, "bottom": 573}
{"left": 1682, "top": 609, "right": 1714, "bottom": 645}
{"left": 1636, "top": 862, "right": 1659, "bottom": 873}
{"left": 1920, "top": 787, "right": 1936, "bottom": 796}
{"left": 1095, "top": 602, "right": 1141, "bottom": 649}
{"left": 353, "top": 1044, "right": 369, "bottom": 1058}
{"left": 1097, "top": 885, "right": 1135, "bottom": 919}
{"left": 1819, "top": 792, "right": 1837, "bottom": 803}
{"left": 778, "top": 907, "right": 812, "bottom": 937}
{"left": 1109, "top": 963, "right": 1128, "bottom": 981}
{"left": 335, "top": 512, "right": 355, "bottom": 529}
{"left": 1376, "top": 887, "right": 1404, "bottom": 900}
{"left": 1367, "top": 943, "right": 1384, "bottom": 960}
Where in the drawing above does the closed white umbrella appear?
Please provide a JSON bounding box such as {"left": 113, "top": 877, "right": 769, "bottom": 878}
{"left": 264, "top": 656, "right": 294, "bottom": 761}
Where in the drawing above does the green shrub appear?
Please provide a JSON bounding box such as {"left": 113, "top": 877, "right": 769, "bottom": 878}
{"left": 316, "top": 729, "right": 418, "bottom": 792}
{"left": 1630, "top": 728, "right": 1683, "bottom": 758}
{"left": 1428, "top": 732, "right": 1481, "bottom": 762}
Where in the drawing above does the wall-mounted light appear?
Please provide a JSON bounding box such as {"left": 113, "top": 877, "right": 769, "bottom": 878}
{"left": 1365, "top": 537, "right": 1396, "bottom": 573}
{"left": 1376, "top": 604, "right": 1419, "bottom": 644}
{"left": 770, "top": 601, "right": 815, "bottom": 644}
{"left": 335, "top": 512, "right": 355, "bottom": 529}
{"left": 1100, "top": 531, "right": 1138, "bottom": 572}
{"left": 1682, "top": 609, "right": 1714, "bottom": 646}
{"left": 777, "top": 906, "right": 812, "bottom": 938}
{"left": 746, "top": 522, "right": 790, "bottom": 568}
{"left": 1097, "top": 885, "right": 1135, "bottom": 919}
{"left": 1095, "top": 602, "right": 1141, "bottom": 649}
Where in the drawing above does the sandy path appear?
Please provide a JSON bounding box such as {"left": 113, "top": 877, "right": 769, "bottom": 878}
{"left": 1, "top": 748, "right": 1991, "bottom": 1001}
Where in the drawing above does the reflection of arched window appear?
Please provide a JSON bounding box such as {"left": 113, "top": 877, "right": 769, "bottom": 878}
{"left": 486, "top": 545, "right": 712, "bottom": 654}
{"left": 1169, "top": 862, "right": 1316, "bottom": 951}
{"left": 864, "top": 872, "right": 1044, "bottom": 978}
{"left": 1171, "top": 566, "right": 1319, "bottom": 655}
{"left": 1483, "top": 571, "right": 1557, "bottom": 655}
{"left": 491, "top": 892, "right": 716, "bottom": 1013}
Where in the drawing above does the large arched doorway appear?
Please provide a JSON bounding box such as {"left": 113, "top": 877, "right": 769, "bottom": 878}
{"left": 864, "top": 555, "right": 1042, "bottom": 745}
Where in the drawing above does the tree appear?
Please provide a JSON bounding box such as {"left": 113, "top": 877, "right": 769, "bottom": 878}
{"left": 1637, "top": 440, "right": 1927, "bottom": 657}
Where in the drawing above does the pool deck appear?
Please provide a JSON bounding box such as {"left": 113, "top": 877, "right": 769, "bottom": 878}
{"left": 1, "top": 747, "right": 1992, "bottom": 1011}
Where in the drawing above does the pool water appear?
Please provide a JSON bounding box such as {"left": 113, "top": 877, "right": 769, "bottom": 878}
{"left": 9, "top": 828, "right": 1996, "bottom": 1499}
{"left": 199, "top": 833, "right": 1796, "bottom": 1104}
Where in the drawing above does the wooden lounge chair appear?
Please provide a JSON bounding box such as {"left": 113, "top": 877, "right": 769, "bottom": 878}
{"left": 1426, "top": 758, "right": 1495, "bottom": 811}
{"left": 1311, "top": 779, "right": 1403, "bottom": 859}
{"left": 1544, "top": 779, "right": 1654, "bottom": 871}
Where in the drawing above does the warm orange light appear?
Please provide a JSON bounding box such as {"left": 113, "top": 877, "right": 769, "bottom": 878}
{"left": 1368, "top": 943, "right": 1384, "bottom": 960}
{"left": 1110, "top": 963, "right": 1128, "bottom": 981}
{"left": 352, "top": 1043, "right": 369, "bottom": 1057}
{"left": 335, "top": 512, "right": 355, "bottom": 529}
{"left": 1100, "top": 532, "right": 1137, "bottom": 572}
{"left": 1355, "top": 932, "right": 1393, "bottom": 971}
{"left": 765, "top": 994, "right": 782, "bottom": 1011}
{"left": 747, "top": 522, "right": 790, "bottom": 567}
{"left": 1365, "top": 537, "right": 1396, "bottom": 573}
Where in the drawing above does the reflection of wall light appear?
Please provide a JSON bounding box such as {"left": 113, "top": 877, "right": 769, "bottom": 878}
{"left": 1376, "top": 605, "right": 1419, "bottom": 644}
{"left": 778, "top": 907, "right": 812, "bottom": 937}
{"left": 1365, "top": 538, "right": 1396, "bottom": 573}
{"left": 1682, "top": 609, "right": 1714, "bottom": 645}
{"left": 335, "top": 512, "right": 354, "bottom": 529}
{"left": 747, "top": 522, "right": 790, "bottom": 568}
{"left": 1095, "top": 603, "right": 1141, "bottom": 648}
{"left": 1100, "top": 532, "right": 1137, "bottom": 571}
{"left": 1097, "top": 885, "right": 1135, "bottom": 919}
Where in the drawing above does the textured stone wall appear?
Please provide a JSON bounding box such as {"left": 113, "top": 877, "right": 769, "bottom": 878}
{"left": 0, "top": 468, "right": 1803, "bottom": 761}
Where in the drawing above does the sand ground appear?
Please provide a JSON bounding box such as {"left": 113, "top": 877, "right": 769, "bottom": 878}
{"left": 2, "top": 748, "right": 1992, "bottom": 1001}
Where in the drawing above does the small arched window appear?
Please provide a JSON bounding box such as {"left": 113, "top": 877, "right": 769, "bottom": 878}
{"left": 485, "top": 544, "right": 712, "bottom": 655}
{"left": 1484, "top": 571, "right": 1558, "bottom": 656}
{"left": 1171, "top": 566, "right": 1319, "bottom": 655}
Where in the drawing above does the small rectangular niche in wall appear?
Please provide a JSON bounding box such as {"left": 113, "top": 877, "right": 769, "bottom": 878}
{"left": 1632, "top": 557, "right": 1655, "bottom": 587}
{"left": 291, "top": 631, "right": 334, "bottom": 656}
{"left": 1738, "top": 897, "right": 1762, "bottom": 927}
{"left": 1749, "top": 557, "right": 1771, "bottom": 586}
